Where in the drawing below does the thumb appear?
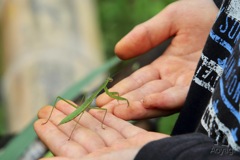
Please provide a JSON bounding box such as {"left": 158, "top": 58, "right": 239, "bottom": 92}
{"left": 115, "top": 5, "right": 175, "bottom": 60}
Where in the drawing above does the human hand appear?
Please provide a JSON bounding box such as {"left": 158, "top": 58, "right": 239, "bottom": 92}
{"left": 34, "top": 100, "right": 169, "bottom": 160}
{"left": 96, "top": 0, "right": 219, "bottom": 120}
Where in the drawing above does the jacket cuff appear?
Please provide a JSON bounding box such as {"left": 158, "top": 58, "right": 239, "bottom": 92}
{"left": 134, "top": 133, "right": 240, "bottom": 160}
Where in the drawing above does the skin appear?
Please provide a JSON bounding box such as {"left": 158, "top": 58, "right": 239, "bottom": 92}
{"left": 34, "top": 0, "right": 219, "bottom": 159}
{"left": 35, "top": 100, "right": 169, "bottom": 160}
{"left": 96, "top": 0, "right": 219, "bottom": 121}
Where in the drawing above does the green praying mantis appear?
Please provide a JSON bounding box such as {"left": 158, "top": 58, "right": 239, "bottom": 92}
{"left": 42, "top": 77, "right": 129, "bottom": 139}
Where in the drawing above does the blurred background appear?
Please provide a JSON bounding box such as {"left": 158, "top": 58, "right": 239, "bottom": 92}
{"left": 0, "top": 0, "right": 176, "bottom": 159}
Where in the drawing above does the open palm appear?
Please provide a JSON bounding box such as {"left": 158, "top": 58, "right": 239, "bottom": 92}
{"left": 34, "top": 101, "right": 168, "bottom": 160}
{"left": 96, "top": 0, "right": 219, "bottom": 120}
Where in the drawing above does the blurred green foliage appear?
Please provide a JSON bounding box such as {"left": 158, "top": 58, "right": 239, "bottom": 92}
{"left": 97, "top": 0, "right": 175, "bottom": 59}
{"left": 157, "top": 113, "right": 179, "bottom": 134}
{"left": 0, "top": 22, "right": 5, "bottom": 135}
{"left": 0, "top": 106, "right": 6, "bottom": 135}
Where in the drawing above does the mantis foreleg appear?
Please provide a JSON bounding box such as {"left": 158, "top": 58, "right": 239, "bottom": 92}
{"left": 104, "top": 87, "right": 129, "bottom": 107}
{"left": 68, "top": 111, "right": 84, "bottom": 140}
{"left": 89, "top": 107, "right": 107, "bottom": 129}
{"left": 42, "top": 96, "right": 78, "bottom": 125}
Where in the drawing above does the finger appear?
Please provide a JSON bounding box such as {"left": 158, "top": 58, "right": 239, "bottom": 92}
{"left": 34, "top": 119, "right": 88, "bottom": 158}
{"left": 37, "top": 104, "right": 54, "bottom": 119}
{"left": 90, "top": 110, "right": 171, "bottom": 144}
{"left": 118, "top": 79, "right": 172, "bottom": 102}
{"left": 104, "top": 100, "right": 173, "bottom": 120}
{"left": 97, "top": 79, "right": 173, "bottom": 120}
{"left": 143, "top": 86, "right": 189, "bottom": 110}
{"left": 99, "top": 79, "right": 172, "bottom": 111}
{"left": 90, "top": 110, "right": 145, "bottom": 139}
{"left": 115, "top": 4, "right": 175, "bottom": 59}
{"left": 96, "top": 65, "right": 160, "bottom": 106}
{"left": 55, "top": 100, "right": 126, "bottom": 147}
{"left": 38, "top": 105, "right": 107, "bottom": 153}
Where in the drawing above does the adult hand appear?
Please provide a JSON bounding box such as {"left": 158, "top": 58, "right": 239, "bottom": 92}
{"left": 34, "top": 101, "right": 169, "bottom": 160}
{"left": 96, "top": 0, "right": 219, "bottom": 120}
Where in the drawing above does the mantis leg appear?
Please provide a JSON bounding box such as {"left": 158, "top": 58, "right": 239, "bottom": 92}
{"left": 109, "top": 91, "right": 119, "bottom": 97}
{"left": 104, "top": 87, "right": 129, "bottom": 107}
{"left": 89, "top": 107, "right": 107, "bottom": 129}
{"left": 68, "top": 107, "right": 107, "bottom": 140}
{"left": 68, "top": 111, "right": 84, "bottom": 140}
{"left": 42, "top": 96, "right": 79, "bottom": 125}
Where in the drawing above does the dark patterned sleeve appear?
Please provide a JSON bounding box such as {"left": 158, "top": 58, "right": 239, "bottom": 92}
{"left": 213, "top": 0, "right": 224, "bottom": 8}
{"left": 134, "top": 133, "right": 240, "bottom": 160}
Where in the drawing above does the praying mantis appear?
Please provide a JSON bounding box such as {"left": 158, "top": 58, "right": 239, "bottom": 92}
{"left": 42, "top": 77, "right": 129, "bottom": 138}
